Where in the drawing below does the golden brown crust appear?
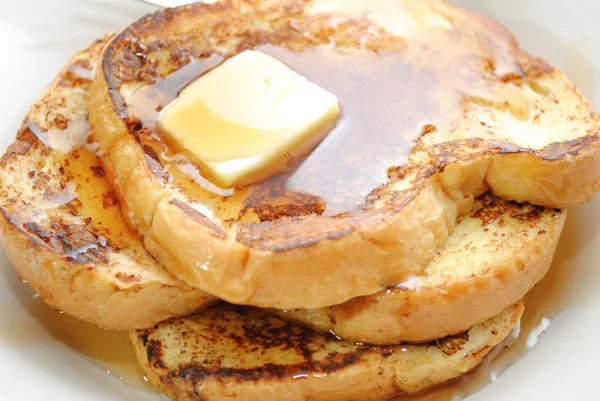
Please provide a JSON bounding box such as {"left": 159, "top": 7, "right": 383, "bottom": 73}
{"left": 130, "top": 301, "right": 524, "bottom": 401}
{"left": 144, "top": 176, "right": 456, "bottom": 307}
{"left": 90, "top": 0, "right": 600, "bottom": 308}
{"left": 0, "top": 37, "right": 214, "bottom": 330}
{"left": 277, "top": 195, "right": 566, "bottom": 344}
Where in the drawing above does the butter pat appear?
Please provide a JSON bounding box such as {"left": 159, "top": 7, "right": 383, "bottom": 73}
{"left": 158, "top": 50, "right": 341, "bottom": 187}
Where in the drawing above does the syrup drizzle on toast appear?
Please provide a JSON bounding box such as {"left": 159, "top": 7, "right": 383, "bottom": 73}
{"left": 127, "top": 6, "right": 527, "bottom": 220}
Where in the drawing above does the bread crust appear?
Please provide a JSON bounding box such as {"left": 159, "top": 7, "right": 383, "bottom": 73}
{"left": 89, "top": 0, "right": 600, "bottom": 308}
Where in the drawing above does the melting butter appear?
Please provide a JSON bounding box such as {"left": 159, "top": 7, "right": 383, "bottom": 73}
{"left": 158, "top": 50, "right": 341, "bottom": 187}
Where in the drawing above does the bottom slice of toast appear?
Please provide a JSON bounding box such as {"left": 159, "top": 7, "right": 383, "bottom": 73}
{"left": 131, "top": 301, "right": 523, "bottom": 401}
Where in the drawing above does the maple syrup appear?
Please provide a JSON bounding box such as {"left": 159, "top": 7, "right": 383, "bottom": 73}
{"left": 0, "top": 111, "right": 156, "bottom": 390}
{"left": 127, "top": 3, "right": 527, "bottom": 218}
{"left": 1, "top": 262, "right": 155, "bottom": 394}
{"left": 30, "top": 121, "right": 154, "bottom": 256}
{"left": 61, "top": 142, "right": 141, "bottom": 247}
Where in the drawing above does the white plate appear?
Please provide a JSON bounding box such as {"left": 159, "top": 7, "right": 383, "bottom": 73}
{"left": 0, "top": 1, "right": 598, "bottom": 400}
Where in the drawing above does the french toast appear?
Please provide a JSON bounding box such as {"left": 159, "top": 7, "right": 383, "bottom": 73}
{"left": 0, "top": 34, "right": 562, "bottom": 343}
{"left": 130, "top": 301, "right": 524, "bottom": 401}
{"left": 0, "top": 36, "right": 214, "bottom": 330}
{"left": 89, "top": 0, "right": 600, "bottom": 309}
{"left": 277, "top": 195, "right": 565, "bottom": 344}
{"left": 1, "top": 1, "right": 597, "bottom": 400}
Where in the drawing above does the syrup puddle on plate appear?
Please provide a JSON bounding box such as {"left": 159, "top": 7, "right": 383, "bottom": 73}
{"left": 0, "top": 264, "right": 157, "bottom": 394}
{"left": 0, "top": 292, "right": 157, "bottom": 395}
{"left": 0, "top": 207, "right": 582, "bottom": 400}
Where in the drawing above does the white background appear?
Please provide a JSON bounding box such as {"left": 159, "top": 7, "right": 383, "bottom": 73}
{"left": 0, "top": 1, "right": 598, "bottom": 400}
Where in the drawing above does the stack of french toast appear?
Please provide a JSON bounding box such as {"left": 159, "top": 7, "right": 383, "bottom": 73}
{"left": 1, "top": 1, "right": 599, "bottom": 400}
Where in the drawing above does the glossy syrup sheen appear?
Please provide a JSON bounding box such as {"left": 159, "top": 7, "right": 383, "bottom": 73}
{"left": 1, "top": 274, "right": 155, "bottom": 394}
{"left": 45, "top": 130, "right": 152, "bottom": 256}
{"left": 0, "top": 119, "right": 155, "bottom": 392}
{"left": 128, "top": 9, "right": 526, "bottom": 219}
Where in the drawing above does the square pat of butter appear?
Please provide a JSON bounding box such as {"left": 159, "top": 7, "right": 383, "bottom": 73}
{"left": 158, "top": 50, "right": 341, "bottom": 188}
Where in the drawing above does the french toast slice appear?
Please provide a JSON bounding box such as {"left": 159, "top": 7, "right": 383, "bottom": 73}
{"left": 277, "top": 195, "right": 565, "bottom": 344}
{"left": 130, "top": 301, "right": 524, "bottom": 401}
{"left": 0, "top": 37, "right": 213, "bottom": 330}
{"left": 90, "top": 0, "right": 600, "bottom": 309}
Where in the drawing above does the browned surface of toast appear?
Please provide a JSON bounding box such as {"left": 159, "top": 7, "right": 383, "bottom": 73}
{"left": 130, "top": 301, "right": 523, "bottom": 401}
{"left": 89, "top": 0, "right": 600, "bottom": 308}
